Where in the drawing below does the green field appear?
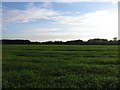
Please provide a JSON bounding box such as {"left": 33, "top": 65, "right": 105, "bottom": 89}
{"left": 2, "top": 45, "right": 119, "bottom": 89}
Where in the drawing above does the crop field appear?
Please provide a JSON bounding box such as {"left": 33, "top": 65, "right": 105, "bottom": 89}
{"left": 2, "top": 45, "right": 120, "bottom": 89}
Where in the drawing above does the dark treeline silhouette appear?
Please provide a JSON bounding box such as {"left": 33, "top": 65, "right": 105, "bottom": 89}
{"left": 1, "top": 38, "right": 120, "bottom": 45}
{"left": 1, "top": 39, "right": 31, "bottom": 44}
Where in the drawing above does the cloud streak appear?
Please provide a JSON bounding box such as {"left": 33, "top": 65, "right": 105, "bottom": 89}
{"left": 53, "top": 9, "right": 117, "bottom": 34}
{"left": 3, "top": 2, "right": 59, "bottom": 23}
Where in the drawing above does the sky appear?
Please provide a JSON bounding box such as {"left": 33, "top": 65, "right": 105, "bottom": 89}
{"left": 2, "top": 1, "right": 118, "bottom": 42}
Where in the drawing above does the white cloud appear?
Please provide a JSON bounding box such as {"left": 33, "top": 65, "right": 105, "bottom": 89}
{"left": 40, "top": 2, "right": 53, "bottom": 9}
{"left": 111, "top": 0, "right": 119, "bottom": 4}
{"left": 2, "top": 2, "right": 118, "bottom": 41}
{"left": 24, "top": 27, "right": 61, "bottom": 34}
{"left": 3, "top": 2, "right": 58, "bottom": 23}
{"left": 53, "top": 9, "right": 117, "bottom": 25}
{"left": 16, "top": 8, "right": 117, "bottom": 41}
{"left": 27, "top": 9, "right": 117, "bottom": 41}
{"left": 52, "top": 9, "right": 117, "bottom": 40}
{"left": 22, "top": 8, "right": 117, "bottom": 41}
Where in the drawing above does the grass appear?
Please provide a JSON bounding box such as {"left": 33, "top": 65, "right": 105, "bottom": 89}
{"left": 2, "top": 45, "right": 119, "bottom": 89}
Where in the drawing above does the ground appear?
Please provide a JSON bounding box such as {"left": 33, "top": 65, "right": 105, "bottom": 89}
{"left": 2, "top": 45, "right": 119, "bottom": 89}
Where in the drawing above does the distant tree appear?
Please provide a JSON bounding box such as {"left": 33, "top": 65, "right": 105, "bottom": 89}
{"left": 66, "top": 40, "right": 84, "bottom": 45}
{"left": 53, "top": 41, "right": 63, "bottom": 44}
{"left": 118, "top": 40, "right": 120, "bottom": 44}
{"left": 87, "top": 38, "right": 108, "bottom": 45}
{"left": 113, "top": 37, "right": 117, "bottom": 42}
{"left": 2, "top": 39, "right": 31, "bottom": 44}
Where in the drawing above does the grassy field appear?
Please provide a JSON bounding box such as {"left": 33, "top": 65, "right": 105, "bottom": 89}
{"left": 2, "top": 45, "right": 119, "bottom": 89}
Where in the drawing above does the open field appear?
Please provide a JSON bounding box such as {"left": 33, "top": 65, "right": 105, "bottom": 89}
{"left": 2, "top": 45, "right": 119, "bottom": 89}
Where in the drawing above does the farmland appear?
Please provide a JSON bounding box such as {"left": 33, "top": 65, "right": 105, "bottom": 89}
{"left": 2, "top": 45, "right": 119, "bottom": 89}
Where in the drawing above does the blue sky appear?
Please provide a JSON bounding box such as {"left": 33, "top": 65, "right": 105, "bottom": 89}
{"left": 2, "top": 2, "right": 118, "bottom": 41}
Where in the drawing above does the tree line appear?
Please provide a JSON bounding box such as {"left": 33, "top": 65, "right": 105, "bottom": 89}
{"left": 1, "top": 38, "right": 120, "bottom": 45}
